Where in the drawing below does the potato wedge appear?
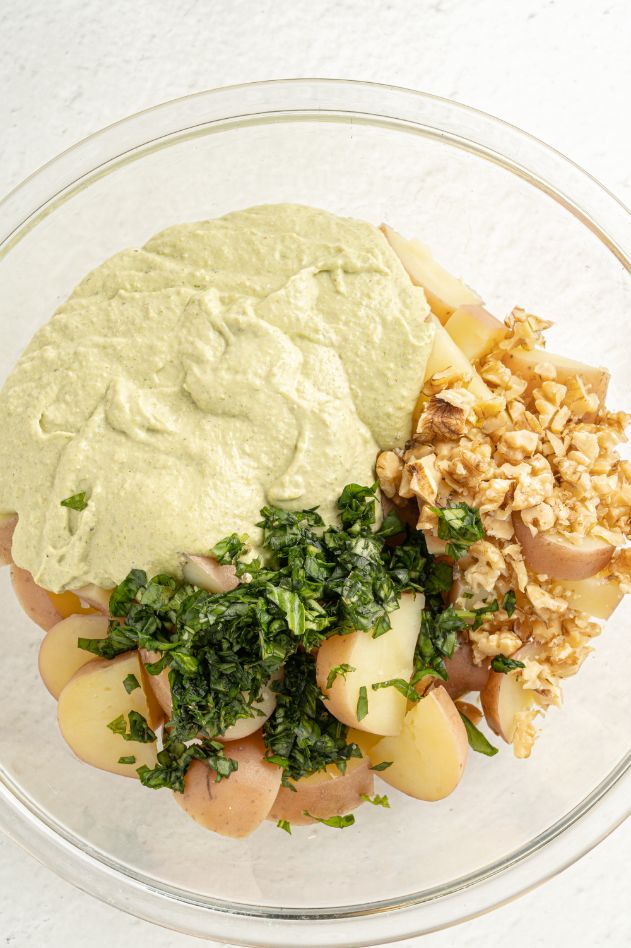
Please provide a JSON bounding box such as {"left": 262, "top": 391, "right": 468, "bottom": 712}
{"left": 381, "top": 224, "right": 482, "bottom": 322}
{"left": 367, "top": 686, "right": 468, "bottom": 801}
{"left": 182, "top": 554, "right": 238, "bottom": 594}
{"left": 554, "top": 575, "right": 624, "bottom": 620}
{"left": 513, "top": 512, "right": 614, "bottom": 580}
{"left": 442, "top": 643, "right": 490, "bottom": 699}
{"left": 39, "top": 614, "right": 109, "bottom": 699}
{"left": 57, "top": 651, "right": 161, "bottom": 777}
{"left": 480, "top": 647, "right": 536, "bottom": 743}
{"left": 503, "top": 347, "right": 609, "bottom": 410}
{"left": 268, "top": 755, "right": 373, "bottom": 826}
{"left": 0, "top": 513, "right": 17, "bottom": 566}
{"left": 175, "top": 733, "right": 281, "bottom": 838}
{"left": 444, "top": 305, "right": 507, "bottom": 363}
{"left": 316, "top": 592, "right": 424, "bottom": 736}
{"left": 10, "top": 565, "right": 63, "bottom": 631}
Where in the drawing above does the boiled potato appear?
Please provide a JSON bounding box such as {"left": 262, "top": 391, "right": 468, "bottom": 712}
{"left": 182, "top": 554, "right": 238, "bottom": 593}
{"left": 554, "top": 575, "right": 624, "bottom": 620}
{"left": 39, "top": 614, "right": 109, "bottom": 699}
{"left": 442, "top": 643, "right": 490, "bottom": 699}
{"left": 316, "top": 592, "right": 424, "bottom": 736}
{"left": 0, "top": 513, "right": 17, "bottom": 566}
{"left": 367, "top": 686, "right": 468, "bottom": 801}
{"left": 381, "top": 224, "right": 482, "bottom": 322}
{"left": 480, "top": 647, "right": 536, "bottom": 742}
{"left": 175, "top": 732, "right": 281, "bottom": 838}
{"left": 444, "top": 305, "right": 507, "bottom": 363}
{"left": 268, "top": 756, "right": 373, "bottom": 826}
{"left": 11, "top": 565, "right": 63, "bottom": 631}
{"left": 47, "top": 589, "right": 100, "bottom": 620}
{"left": 71, "top": 584, "right": 112, "bottom": 613}
{"left": 503, "top": 347, "right": 609, "bottom": 411}
{"left": 57, "top": 651, "right": 162, "bottom": 777}
{"left": 513, "top": 512, "right": 614, "bottom": 580}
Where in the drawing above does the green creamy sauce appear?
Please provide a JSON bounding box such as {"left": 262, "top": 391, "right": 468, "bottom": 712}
{"left": 0, "top": 204, "right": 433, "bottom": 591}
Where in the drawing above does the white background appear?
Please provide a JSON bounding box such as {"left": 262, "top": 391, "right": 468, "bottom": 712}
{"left": 1, "top": 1, "right": 630, "bottom": 945}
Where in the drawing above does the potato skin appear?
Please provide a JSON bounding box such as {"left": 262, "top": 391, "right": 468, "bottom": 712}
{"left": 513, "top": 513, "right": 614, "bottom": 580}
{"left": 0, "top": 514, "right": 17, "bottom": 566}
{"left": 268, "top": 755, "right": 373, "bottom": 826}
{"left": 11, "top": 564, "right": 63, "bottom": 631}
{"left": 175, "top": 732, "right": 281, "bottom": 838}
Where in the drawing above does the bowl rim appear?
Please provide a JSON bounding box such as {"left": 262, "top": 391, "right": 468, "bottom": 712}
{"left": 0, "top": 77, "right": 630, "bottom": 946}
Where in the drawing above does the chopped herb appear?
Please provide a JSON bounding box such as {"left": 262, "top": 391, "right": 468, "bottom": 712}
{"left": 118, "top": 755, "right": 137, "bottom": 765}
{"left": 325, "top": 663, "right": 356, "bottom": 690}
{"left": 122, "top": 673, "right": 140, "bottom": 694}
{"left": 491, "top": 654, "right": 525, "bottom": 674}
{"left": 304, "top": 811, "right": 356, "bottom": 828}
{"left": 137, "top": 737, "right": 237, "bottom": 792}
{"left": 430, "top": 503, "right": 484, "bottom": 559}
{"left": 370, "top": 760, "right": 393, "bottom": 772}
{"left": 106, "top": 711, "right": 156, "bottom": 744}
{"left": 60, "top": 491, "right": 88, "bottom": 511}
{"left": 502, "top": 590, "right": 517, "bottom": 617}
{"left": 371, "top": 677, "right": 420, "bottom": 703}
{"left": 276, "top": 819, "right": 292, "bottom": 834}
{"left": 356, "top": 686, "right": 369, "bottom": 722}
{"left": 360, "top": 793, "right": 390, "bottom": 808}
{"left": 210, "top": 533, "right": 247, "bottom": 564}
{"left": 459, "top": 711, "right": 498, "bottom": 756}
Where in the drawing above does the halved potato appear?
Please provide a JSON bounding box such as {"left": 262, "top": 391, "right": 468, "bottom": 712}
{"left": 503, "top": 348, "right": 609, "bottom": 409}
{"left": 480, "top": 647, "right": 536, "bottom": 742}
{"left": 57, "top": 651, "right": 162, "bottom": 777}
{"left": 182, "top": 554, "right": 238, "bottom": 594}
{"left": 513, "top": 512, "right": 614, "bottom": 580}
{"left": 39, "top": 614, "right": 109, "bottom": 699}
{"left": 0, "top": 513, "right": 17, "bottom": 566}
{"left": 268, "top": 755, "right": 373, "bottom": 826}
{"left": 444, "top": 305, "right": 507, "bottom": 363}
{"left": 175, "top": 732, "right": 281, "bottom": 838}
{"left": 554, "top": 574, "right": 624, "bottom": 620}
{"left": 381, "top": 224, "right": 482, "bottom": 322}
{"left": 316, "top": 592, "right": 424, "bottom": 736}
{"left": 367, "top": 686, "right": 468, "bottom": 801}
{"left": 10, "top": 565, "right": 63, "bottom": 631}
{"left": 442, "top": 643, "right": 490, "bottom": 699}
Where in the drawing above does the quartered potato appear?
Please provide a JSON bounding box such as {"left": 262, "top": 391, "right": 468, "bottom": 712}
{"left": 480, "top": 646, "right": 537, "bottom": 743}
{"left": 39, "top": 614, "right": 109, "bottom": 699}
{"left": 268, "top": 755, "right": 373, "bottom": 826}
{"left": 57, "top": 651, "right": 163, "bottom": 778}
{"left": 513, "top": 512, "right": 614, "bottom": 580}
{"left": 554, "top": 574, "right": 624, "bottom": 620}
{"left": 10, "top": 565, "right": 64, "bottom": 631}
{"left": 444, "top": 304, "right": 507, "bottom": 363}
{"left": 503, "top": 347, "right": 609, "bottom": 411}
{"left": 182, "top": 554, "right": 239, "bottom": 594}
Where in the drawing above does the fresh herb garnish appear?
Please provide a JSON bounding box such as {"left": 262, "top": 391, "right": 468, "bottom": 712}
{"left": 372, "top": 677, "right": 420, "bottom": 702}
{"left": 118, "top": 755, "right": 137, "bottom": 765}
{"left": 360, "top": 793, "right": 390, "bottom": 808}
{"left": 370, "top": 760, "right": 393, "bottom": 772}
{"left": 276, "top": 819, "right": 292, "bottom": 834}
{"left": 459, "top": 711, "right": 498, "bottom": 756}
{"left": 502, "top": 590, "right": 517, "bottom": 617}
{"left": 304, "top": 811, "right": 356, "bottom": 828}
{"left": 122, "top": 673, "right": 140, "bottom": 694}
{"left": 430, "top": 503, "right": 484, "bottom": 559}
{"left": 137, "top": 737, "right": 237, "bottom": 792}
{"left": 491, "top": 654, "right": 525, "bottom": 674}
{"left": 356, "top": 686, "right": 369, "bottom": 722}
{"left": 60, "top": 491, "right": 88, "bottom": 511}
{"left": 325, "top": 663, "right": 356, "bottom": 690}
{"left": 107, "top": 711, "right": 156, "bottom": 744}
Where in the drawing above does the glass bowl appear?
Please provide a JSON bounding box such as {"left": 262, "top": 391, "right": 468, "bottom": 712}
{"left": 0, "top": 79, "right": 629, "bottom": 947}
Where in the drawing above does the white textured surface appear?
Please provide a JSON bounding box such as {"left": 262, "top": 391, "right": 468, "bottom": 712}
{"left": 1, "top": 1, "right": 630, "bottom": 946}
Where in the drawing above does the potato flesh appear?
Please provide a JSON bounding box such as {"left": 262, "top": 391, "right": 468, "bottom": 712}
{"left": 444, "top": 305, "right": 506, "bottom": 363}
{"left": 39, "top": 614, "right": 109, "bottom": 699}
{"left": 175, "top": 733, "right": 281, "bottom": 838}
{"left": 367, "top": 687, "right": 468, "bottom": 801}
{"left": 554, "top": 575, "right": 623, "bottom": 620}
{"left": 182, "top": 554, "right": 238, "bottom": 594}
{"left": 268, "top": 756, "right": 373, "bottom": 826}
{"left": 502, "top": 347, "right": 609, "bottom": 409}
{"left": 47, "top": 589, "right": 99, "bottom": 620}
{"left": 57, "top": 652, "right": 161, "bottom": 777}
{"left": 0, "top": 513, "right": 17, "bottom": 567}
{"left": 71, "top": 583, "right": 112, "bottom": 613}
{"left": 316, "top": 592, "right": 424, "bottom": 736}
{"left": 480, "top": 646, "right": 536, "bottom": 742}
{"left": 513, "top": 512, "right": 614, "bottom": 580}
{"left": 380, "top": 224, "right": 482, "bottom": 322}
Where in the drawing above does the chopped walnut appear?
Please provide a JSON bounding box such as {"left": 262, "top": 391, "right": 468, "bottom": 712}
{"left": 417, "top": 395, "right": 469, "bottom": 441}
{"left": 375, "top": 450, "right": 403, "bottom": 499}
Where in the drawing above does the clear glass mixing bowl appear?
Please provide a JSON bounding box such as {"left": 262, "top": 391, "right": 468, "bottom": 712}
{"left": 0, "top": 79, "right": 629, "bottom": 947}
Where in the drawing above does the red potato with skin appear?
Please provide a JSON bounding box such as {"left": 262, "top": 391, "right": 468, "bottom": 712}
{"left": 10, "top": 564, "right": 63, "bottom": 631}
{"left": 480, "top": 645, "right": 537, "bottom": 743}
{"left": 443, "top": 305, "right": 507, "bottom": 363}
{"left": 502, "top": 348, "right": 609, "bottom": 410}
{"left": 268, "top": 756, "right": 374, "bottom": 826}
{"left": 175, "top": 733, "right": 281, "bottom": 838}
{"left": 39, "top": 614, "right": 109, "bottom": 699}
{"left": 513, "top": 512, "right": 614, "bottom": 580}
{"left": 0, "top": 513, "right": 17, "bottom": 566}
{"left": 182, "top": 554, "right": 238, "bottom": 594}
{"left": 71, "top": 584, "right": 111, "bottom": 613}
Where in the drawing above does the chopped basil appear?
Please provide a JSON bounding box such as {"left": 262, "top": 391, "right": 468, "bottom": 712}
{"left": 60, "top": 491, "right": 88, "bottom": 511}
{"left": 430, "top": 502, "right": 484, "bottom": 559}
{"left": 276, "top": 819, "right": 292, "bottom": 834}
{"left": 360, "top": 793, "right": 390, "bottom": 808}
{"left": 304, "top": 811, "right": 356, "bottom": 828}
{"left": 370, "top": 760, "right": 393, "bottom": 772}
{"left": 325, "top": 663, "right": 356, "bottom": 690}
{"left": 459, "top": 711, "right": 498, "bottom": 756}
{"left": 491, "top": 654, "right": 525, "bottom": 674}
{"left": 122, "top": 673, "right": 140, "bottom": 694}
{"left": 118, "top": 755, "right": 136, "bottom": 765}
{"left": 106, "top": 711, "right": 156, "bottom": 744}
{"left": 502, "top": 590, "right": 517, "bottom": 617}
{"left": 371, "top": 677, "right": 420, "bottom": 702}
{"left": 356, "top": 686, "right": 369, "bottom": 722}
